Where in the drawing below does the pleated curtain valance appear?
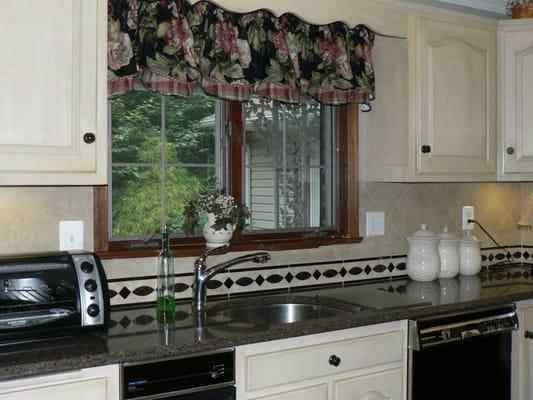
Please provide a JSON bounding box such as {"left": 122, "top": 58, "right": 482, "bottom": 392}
{"left": 108, "top": 0, "right": 376, "bottom": 105}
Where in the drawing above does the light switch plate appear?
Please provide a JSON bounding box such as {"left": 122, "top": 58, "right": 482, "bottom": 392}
{"left": 366, "top": 212, "right": 385, "bottom": 236}
{"left": 59, "top": 220, "right": 84, "bottom": 251}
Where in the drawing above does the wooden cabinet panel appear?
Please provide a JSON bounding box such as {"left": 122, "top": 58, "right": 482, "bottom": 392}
{"left": 252, "top": 385, "right": 327, "bottom": 400}
{"left": 236, "top": 321, "right": 408, "bottom": 400}
{"left": 333, "top": 368, "right": 403, "bottom": 400}
{"left": 498, "top": 20, "right": 533, "bottom": 178}
{"left": 414, "top": 16, "right": 496, "bottom": 176}
{"left": 0, "top": 0, "right": 107, "bottom": 185}
{"left": 245, "top": 331, "right": 403, "bottom": 392}
{"left": 0, "top": 365, "right": 119, "bottom": 400}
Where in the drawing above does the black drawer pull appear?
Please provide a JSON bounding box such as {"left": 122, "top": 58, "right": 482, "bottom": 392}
{"left": 525, "top": 330, "right": 533, "bottom": 339}
{"left": 329, "top": 354, "right": 341, "bottom": 367}
{"left": 507, "top": 147, "right": 515, "bottom": 155}
{"left": 421, "top": 145, "right": 431, "bottom": 154}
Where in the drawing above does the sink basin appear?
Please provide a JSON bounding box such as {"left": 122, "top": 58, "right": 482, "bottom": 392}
{"left": 210, "top": 302, "right": 354, "bottom": 326}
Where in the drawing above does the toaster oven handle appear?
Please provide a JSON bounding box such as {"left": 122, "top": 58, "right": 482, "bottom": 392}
{"left": 0, "top": 308, "right": 75, "bottom": 329}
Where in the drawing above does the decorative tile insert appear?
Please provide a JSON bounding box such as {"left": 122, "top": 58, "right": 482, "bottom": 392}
{"left": 106, "top": 245, "right": 528, "bottom": 307}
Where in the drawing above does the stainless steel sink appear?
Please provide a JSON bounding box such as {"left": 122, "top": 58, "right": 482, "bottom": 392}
{"left": 210, "top": 302, "right": 354, "bottom": 326}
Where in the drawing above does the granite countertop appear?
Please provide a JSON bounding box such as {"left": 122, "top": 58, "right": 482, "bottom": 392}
{"left": 3, "top": 265, "right": 533, "bottom": 381}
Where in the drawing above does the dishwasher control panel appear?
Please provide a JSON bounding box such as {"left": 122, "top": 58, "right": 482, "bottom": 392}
{"left": 410, "top": 304, "right": 518, "bottom": 350}
{"left": 122, "top": 350, "right": 234, "bottom": 399}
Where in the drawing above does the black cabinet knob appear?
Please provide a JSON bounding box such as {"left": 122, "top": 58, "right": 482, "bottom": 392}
{"left": 84, "top": 279, "right": 98, "bottom": 293}
{"left": 83, "top": 132, "right": 96, "bottom": 144}
{"left": 421, "top": 145, "right": 431, "bottom": 154}
{"left": 507, "top": 147, "right": 515, "bottom": 155}
{"left": 329, "top": 354, "right": 341, "bottom": 367}
{"left": 80, "top": 262, "right": 94, "bottom": 274}
{"left": 87, "top": 304, "right": 100, "bottom": 318}
{"left": 525, "top": 330, "right": 533, "bottom": 339}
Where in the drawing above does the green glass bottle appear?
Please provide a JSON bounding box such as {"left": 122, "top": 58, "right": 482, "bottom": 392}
{"left": 156, "top": 226, "right": 175, "bottom": 320}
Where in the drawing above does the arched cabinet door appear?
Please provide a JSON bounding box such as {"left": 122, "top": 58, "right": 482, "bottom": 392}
{"left": 333, "top": 368, "right": 403, "bottom": 400}
{"left": 0, "top": 0, "right": 107, "bottom": 185}
{"left": 412, "top": 15, "right": 497, "bottom": 178}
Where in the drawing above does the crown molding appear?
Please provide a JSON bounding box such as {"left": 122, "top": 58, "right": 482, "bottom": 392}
{"left": 438, "top": 0, "right": 508, "bottom": 14}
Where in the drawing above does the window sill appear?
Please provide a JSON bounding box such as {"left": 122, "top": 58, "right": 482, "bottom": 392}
{"left": 96, "top": 236, "right": 363, "bottom": 260}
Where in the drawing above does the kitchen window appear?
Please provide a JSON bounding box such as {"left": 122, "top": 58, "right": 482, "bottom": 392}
{"left": 94, "top": 93, "right": 361, "bottom": 257}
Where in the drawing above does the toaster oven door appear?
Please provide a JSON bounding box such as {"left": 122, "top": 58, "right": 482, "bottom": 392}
{"left": 0, "top": 257, "right": 80, "bottom": 341}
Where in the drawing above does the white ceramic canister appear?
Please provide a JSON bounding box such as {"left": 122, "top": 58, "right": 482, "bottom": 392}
{"left": 407, "top": 224, "right": 440, "bottom": 282}
{"left": 438, "top": 227, "right": 459, "bottom": 278}
{"left": 459, "top": 231, "right": 482, "bottom": 275}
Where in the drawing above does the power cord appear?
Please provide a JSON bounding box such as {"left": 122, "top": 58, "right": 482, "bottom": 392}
{"left": 468, "top": 219, "right": 516, "bottom": 266}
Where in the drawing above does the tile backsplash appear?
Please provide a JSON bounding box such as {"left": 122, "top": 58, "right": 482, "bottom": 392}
{"left": 0, "top": 181, "right": 529, "bottom": 306}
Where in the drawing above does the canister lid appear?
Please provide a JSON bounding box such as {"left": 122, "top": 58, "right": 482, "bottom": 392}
{"left": 438, "top": 226, "right": 457, "bottom": 241}
{"left": 460, "top": 231, "right": 481, "bottom": 246}
{"left": 408, "top": 224, "right": 438, "bottom": 240}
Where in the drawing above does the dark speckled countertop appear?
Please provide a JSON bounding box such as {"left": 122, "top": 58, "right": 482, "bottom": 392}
{"left": 2, "top": 266, "right": 533, "bottom": 381}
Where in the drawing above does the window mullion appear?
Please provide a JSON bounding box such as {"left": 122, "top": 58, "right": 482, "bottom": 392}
{"left": 282, "top": 104, "right": 288, "bottom": 229}
{"left": 161, "top": 95, "right": 167, "bottom": 230}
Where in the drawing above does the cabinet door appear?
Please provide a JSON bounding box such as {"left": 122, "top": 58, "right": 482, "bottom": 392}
{"left": 333, "top": 368, "right": 403, "bottom": 400}
{"left": 0, "top": 0, "right": 107, "bottom": 185}
{"left": 413, "top": 16, "right": 496, "bottom": 177}
{"left": 0, "top": 365, "right": 119, "bottom": 400}
{"left": 251, "top": 385, "right": 327, "bottom": 400}
{"left": 499, "top": 22, "right": 533, "bottom": 177}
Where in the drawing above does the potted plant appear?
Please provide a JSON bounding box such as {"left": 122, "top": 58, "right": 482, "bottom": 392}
{"left": 508, "top": 0, "right": 533, "bottom": 18}
{"left": 182, "top": 186, "right": 250, "bottom": 248}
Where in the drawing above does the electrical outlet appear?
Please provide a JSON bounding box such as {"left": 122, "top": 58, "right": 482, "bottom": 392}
{"left": 366, "top": 211, "right": 385, "bottom": 236}
{"left": 59, "top": 220, "right": 84, "bottom": 251}
{"left": 462, "top": 206, "right": 475, "bottom": 231}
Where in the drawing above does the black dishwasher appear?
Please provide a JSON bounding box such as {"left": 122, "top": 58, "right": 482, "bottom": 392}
{"left": 122, "top": 350, "right": 235, "bottom": 400}
{"left": 408, "top": 304, "right": 518, "bottom": 400}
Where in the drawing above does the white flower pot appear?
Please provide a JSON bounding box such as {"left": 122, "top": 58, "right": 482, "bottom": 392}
{"left": 203, "top": 213, "right": 234, "bottom": 248}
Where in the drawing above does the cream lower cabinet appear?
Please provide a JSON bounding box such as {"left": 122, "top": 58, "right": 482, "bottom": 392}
{"left": 513, "top": 301, "right": 533, "bottom": 400}
{"left": 0, "top": 365, "right": 120, "bottom": 400}
{"left": 498, "top": 20, "right": 533, "bottom": 180}
{"left": 236, "top": 321, "right": 407, "bottom": 400}
{"left": 361, "top": 8, "right": 497, "bottom": 182}
{"left": 0, "top": 0, "right": 107, "bottom": 185}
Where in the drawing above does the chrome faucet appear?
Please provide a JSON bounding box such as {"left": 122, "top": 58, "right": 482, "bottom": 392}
{"left": 192, "top": 246, "right": 271, "bottom": 312}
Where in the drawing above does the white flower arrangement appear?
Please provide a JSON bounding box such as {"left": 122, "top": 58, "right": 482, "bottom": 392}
{"left": 183, "top": 187, "right": 250, "bottom": 235}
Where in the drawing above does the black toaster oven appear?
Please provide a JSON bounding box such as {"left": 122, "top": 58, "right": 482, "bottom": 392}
{"left": 0, "top": 252, "right": 109, "bottom": 343}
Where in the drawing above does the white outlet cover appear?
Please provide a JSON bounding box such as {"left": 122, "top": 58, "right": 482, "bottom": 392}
{"left": 462, "top": 206, "right": 475, "bottom": 231}
{"left": 59, "top": 220, "right": 84, "bottom": 251}
{"left": 366, "top": 212, "right": 385, "bottom": 236}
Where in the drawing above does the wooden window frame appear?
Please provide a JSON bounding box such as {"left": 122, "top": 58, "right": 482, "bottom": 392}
{"left": 94, "top": 101, "right": 361, "bottom": 259}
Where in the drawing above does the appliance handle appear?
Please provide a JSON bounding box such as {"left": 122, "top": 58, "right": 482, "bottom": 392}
{"left": 0, "top": 308, "right": 75, "bottom": 329}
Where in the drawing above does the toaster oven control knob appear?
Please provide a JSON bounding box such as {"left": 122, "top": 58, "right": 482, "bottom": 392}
{"left": 80, "top": 262, "right": 94, "bottom": 274}
{"left": 84, "top": 279, "right": 98, "bottom": 292}
{"left": 87, "top": 304, "right": 100, "bottom": 318}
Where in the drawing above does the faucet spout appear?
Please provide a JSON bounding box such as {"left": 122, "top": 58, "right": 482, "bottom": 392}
{"left": 192, "top": 249, "right": 271, "bottom": 313}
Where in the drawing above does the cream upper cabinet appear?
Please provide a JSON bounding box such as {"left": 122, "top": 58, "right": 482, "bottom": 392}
{"left": 0, "top": 365, "right": 119, "bottom": 400}
{"left": 412, "top": 14, "right": 497, "bottom": 179}
{"left": 498, "top": 20, "right": 533, "bottom": 180}
{"left": 236, "top": 321, "right": 407, "bottom": 400}
{"left": 0, "top": 0, "right": 107, "bottom": 185}
{"left": 361, "top": 8, "right": 498, "bottom": 182}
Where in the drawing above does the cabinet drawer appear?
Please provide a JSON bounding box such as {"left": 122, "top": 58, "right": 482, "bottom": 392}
{"left": 333, "top": 368, "right": 403, "bottom": 400}
{"left": 252, "top": 384, "right": 327, "bottom": 400}
{"left": 245, "top": 331, "right": 403, "bottom": 392}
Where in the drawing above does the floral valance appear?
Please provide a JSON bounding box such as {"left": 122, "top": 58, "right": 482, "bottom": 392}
{"left": 108, "top": 0, "right": 376, "bottom": 105}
